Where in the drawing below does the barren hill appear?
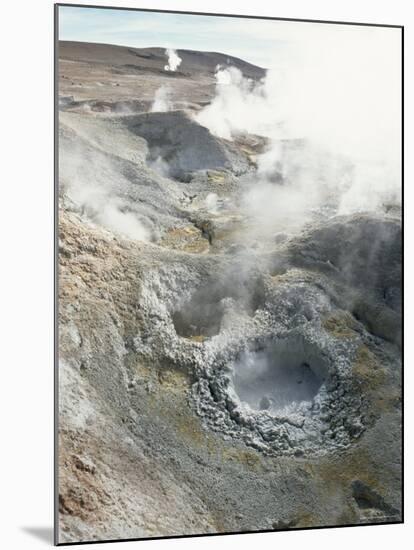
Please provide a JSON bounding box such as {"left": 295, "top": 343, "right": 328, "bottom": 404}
{"left": 59, "top": 41, "right": 267, "bottom": 79}
{"left": 57, "top": 38, "right": 402, "bottom": 544}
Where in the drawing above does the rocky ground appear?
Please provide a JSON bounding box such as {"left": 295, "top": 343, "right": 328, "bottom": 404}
{"left": 57, "top": 41, "right": 402, "bottom": 543}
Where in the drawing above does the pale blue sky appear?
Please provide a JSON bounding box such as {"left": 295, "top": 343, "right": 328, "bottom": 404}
{"left": 58, "top": 6, "right": 401, "bottom": 71}
{"left": 58, "top": 5, "right": 292, "bottom": 68}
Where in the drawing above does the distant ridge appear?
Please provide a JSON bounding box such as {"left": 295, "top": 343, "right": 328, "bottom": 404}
{"left": 59, "top": 41, "right": 267, "bottom": 79}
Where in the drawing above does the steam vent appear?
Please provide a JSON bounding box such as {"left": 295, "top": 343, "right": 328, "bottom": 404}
{"left": 57, "top": 31, "right": 402, "bottom": 544}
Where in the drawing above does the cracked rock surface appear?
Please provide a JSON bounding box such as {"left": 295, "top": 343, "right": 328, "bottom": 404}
{"left": 58, "top": 41, "right": 402, "bottom": 543}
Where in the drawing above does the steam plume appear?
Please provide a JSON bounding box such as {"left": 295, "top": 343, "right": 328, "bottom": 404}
{"left": 60, "top": 135, "right": 149, "bottom": 242}
{"left": 164, "top": 48, "right": 182, "bottom": 72}
{"left": 195, "top": 25, "right": 401, "bottom": 230}
{"left": 151, "top": 86, "right": 173, "bottom": 112}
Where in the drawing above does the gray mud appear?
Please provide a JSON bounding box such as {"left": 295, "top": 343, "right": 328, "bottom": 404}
{"left": 57, "top": 41, "right": 402, "bottom": 544}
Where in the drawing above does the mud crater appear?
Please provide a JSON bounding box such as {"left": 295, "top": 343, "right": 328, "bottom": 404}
{"left": 232, "top": 337, "right": 328, "bottom": 413}
{"left": 192, "top": 332, "right": 367, "bottom": 455}
{"left": 171, "top": 272, "right": 265, "bottom": 339}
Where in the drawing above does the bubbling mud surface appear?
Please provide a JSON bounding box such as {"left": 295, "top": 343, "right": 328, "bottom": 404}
{"left": 232, "top": 338, "right": 327, "bottom": 413}
{"left": 57, "top": 41, "right": 402, "bottom": 542}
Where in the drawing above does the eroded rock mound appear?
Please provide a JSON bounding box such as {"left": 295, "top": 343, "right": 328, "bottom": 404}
{"left": 123, "top": 111, "right": 251, "bottom": 179}
{"left": 288, "top": 214, "right": 402, "bottom": 345}
{"left": 58, "top": 39, "right": 402, "bottom": 542}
